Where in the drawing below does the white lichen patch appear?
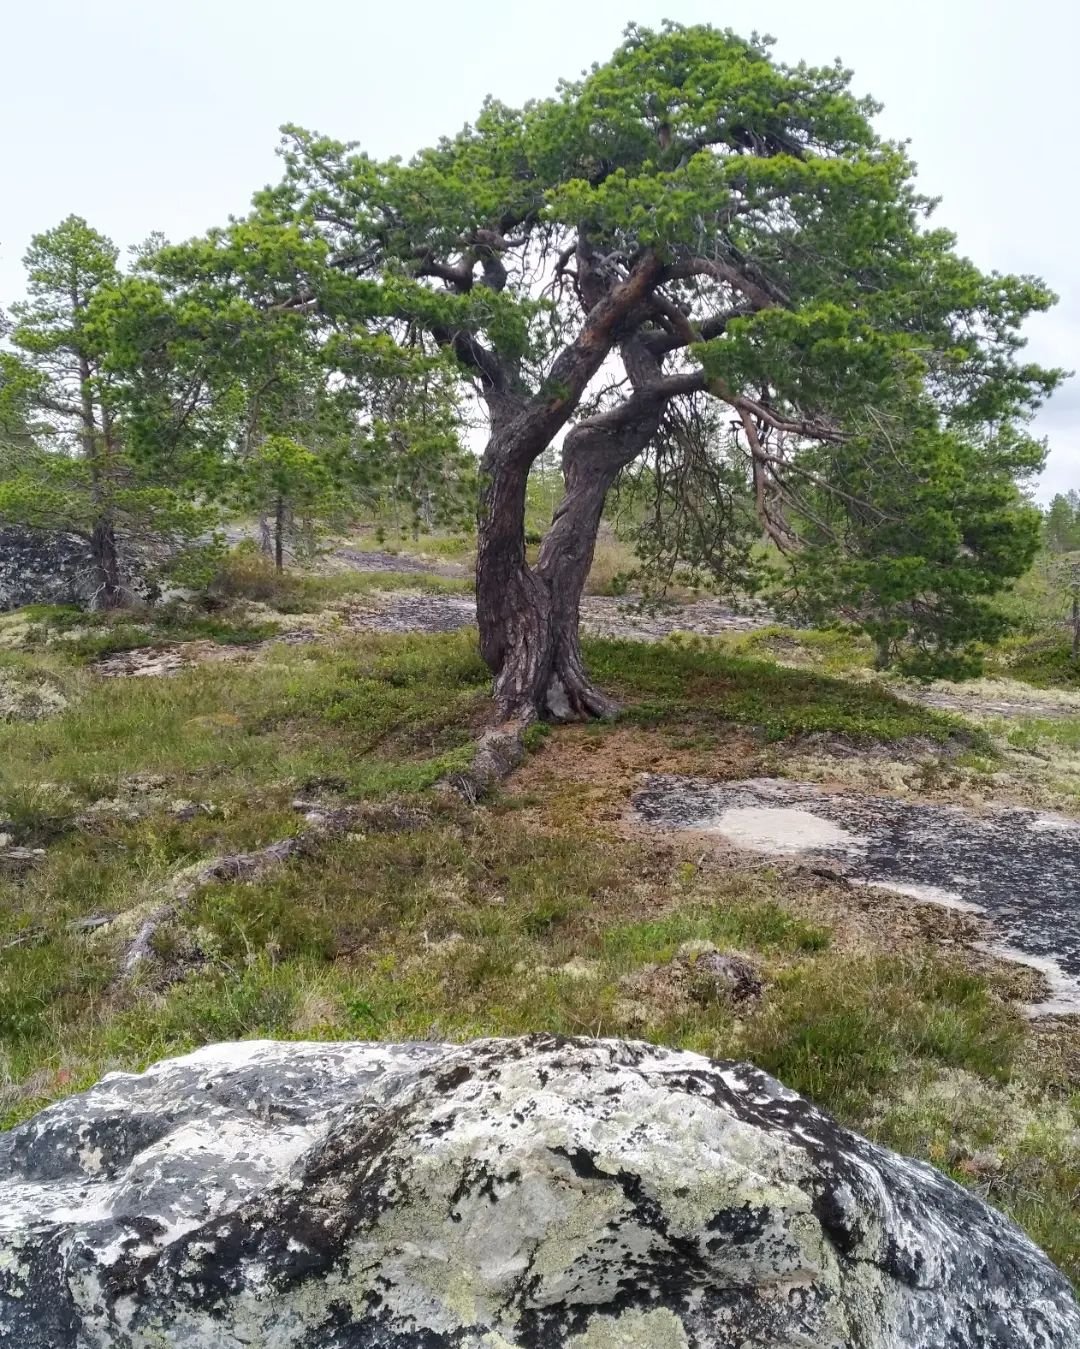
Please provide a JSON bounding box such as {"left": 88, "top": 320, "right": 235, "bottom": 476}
{"left": 0, "top": 613, "right": 34, "bottom": 649}
{"left": 874, "top": 1066, "right": 1080, "bottom": 1159}
{"left": 857, "top": 880, "right": 986, "bottom": 914}
{"left": 0, "top": 668, "right": 67, "bottom": 722}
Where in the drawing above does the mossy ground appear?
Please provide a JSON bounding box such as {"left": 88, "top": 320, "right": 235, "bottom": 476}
{"left": 0, "top": 593, "right": 1076, "bottom": 1286}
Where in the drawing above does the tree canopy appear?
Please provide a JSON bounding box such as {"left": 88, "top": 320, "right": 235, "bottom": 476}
{"left": 1044, "top": 491, "right": 1080, "bottom": 554}
{"left": 0, "top": 217, "right": 221, "bottom": 603}
{"left": 237, "top": 21, "right": 1060, "bottom": 709}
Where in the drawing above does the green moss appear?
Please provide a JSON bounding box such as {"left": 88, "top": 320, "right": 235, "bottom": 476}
{"left": 1000, "top": 638, "right": 1080, "bottom": 689}
{"left": 723, "top": 624, "right": 875, "bottom": 674}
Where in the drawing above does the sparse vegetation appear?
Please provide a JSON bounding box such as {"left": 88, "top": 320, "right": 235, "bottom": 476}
{"left": 212, "top": 542, "right": 472, "bottom": 610}
{"left": 0, "top": 607, "right": 1076, "bottom": 1285}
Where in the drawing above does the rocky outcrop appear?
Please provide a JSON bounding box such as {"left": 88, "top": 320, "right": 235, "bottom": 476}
{"left": 0, "top": 526, "right": 97, "bottom": 610}
{"left": 338, "top": 591, "right": 771, "bottom": 641}
{"left": 0, "top": 525, "right": 153, "bottom": 611}
{"left": 1, "top": 1035, "right": 1076, "bottom": 1348}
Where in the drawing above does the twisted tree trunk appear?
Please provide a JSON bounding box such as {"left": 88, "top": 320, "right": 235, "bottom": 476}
{"left": 476, "top": 384, "right": 666, "bottom": 722}
{"left": 475, "top": 435, "right": 552, "bottom": 720}
{"left": 534, "top": 411, "right": 662, "bottom": 719}
{"left": 471, "top": 253, "right": 671, "bottom": 721}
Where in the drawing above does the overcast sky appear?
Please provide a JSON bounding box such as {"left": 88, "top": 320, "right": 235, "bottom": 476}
{"left": 2, "top": 0, "right": 1076, "bottom": 496}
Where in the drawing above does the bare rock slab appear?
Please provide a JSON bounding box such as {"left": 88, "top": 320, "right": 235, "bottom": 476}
{"left": 0, "top": 527, "right": 99, "bottom": 611}
{"left": 339, "top": 592, "right": 770, "bottom": 641}
{"left": 633, "top": 776, "right": 1080, "bottom": 1013}
{"left": 1, "top": 1035, "right": 1077, "bottom": 1347}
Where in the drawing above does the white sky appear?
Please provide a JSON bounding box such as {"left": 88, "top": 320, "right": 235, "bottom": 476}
{"left": 2, "top": 0, "right": 1076, "bottom": 497}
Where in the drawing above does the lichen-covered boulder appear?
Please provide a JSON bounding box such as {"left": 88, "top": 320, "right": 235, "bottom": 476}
{"left": 0, "top": 525, "right": 154, "bottom": 611}
{"left": 0, "top": 525, "right": 98, "bottom": 610}
{"left": 0, "top": 1035, "right": 1076, "bottom": 1348}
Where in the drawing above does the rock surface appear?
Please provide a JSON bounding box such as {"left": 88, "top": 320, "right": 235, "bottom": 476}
{"left": 330, "top": 545, "right": 468, "bottom": 578}
{"left": 340, "top": 590, "right": 771, "bottom": 641}
{"left": 894, "top": 676, "right": 1080, "bottom": 724}
{"left": 1, "top": 1035, "right": 1076, "bottom": 1348}
{"left": 0, "top": 526, "right": 96, "bottom": 611}
{"left": 633, "top": 775, "right": 1080, "bottom": 1014}
{"left": 0, "top": 525, "right": 154, "bottom": 611}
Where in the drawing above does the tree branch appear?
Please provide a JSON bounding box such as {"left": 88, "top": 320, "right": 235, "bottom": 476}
{"left": 667, "top": 255, "right": 788, "bottom": 311}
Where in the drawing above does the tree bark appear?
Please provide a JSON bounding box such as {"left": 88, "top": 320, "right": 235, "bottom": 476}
{"left": 534, "top": 431, "right": 652, "bottom": 719}
{"left": 476, "top": 388, "right": 666, "bottom": 722}
{"left": 475, "top": 441, "right": 553, "bottom": 720}
{"left": 470, "top": 252, "right": 671, "bottom": 721}
{"left": 90, "top": 517, "right": 123, "bottom": 609}
{"left": 274, "top": 494, "right": 285, "bottom": 573}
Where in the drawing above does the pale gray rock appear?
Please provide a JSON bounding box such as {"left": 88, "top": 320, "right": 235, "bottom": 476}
{"left": 337, "top": 591, "right": 771, "bottom": 641}
{"left": 1, "top": 1035, "right": 1076, "bottom": 1348}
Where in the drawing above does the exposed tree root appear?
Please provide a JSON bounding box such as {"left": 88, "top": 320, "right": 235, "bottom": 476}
{"left": 121, "top": 837, "right": 303, "bottom": 978}
{"left": 441, "top": 720, "right": 531, "bottom": 803}
{"left": 118, "top": 800, "right": 433, "bottom": 979}
{"left": 104, "top": 717, "right": 531, "bottom": 982}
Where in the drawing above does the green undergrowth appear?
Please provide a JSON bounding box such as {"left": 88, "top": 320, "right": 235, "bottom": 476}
{"left": 276, "top": 570, "right": 471, "bottom": 610}
{"left": 1007, "top": 716, "right": 1080, "bottom": 754}
{"left": 720, "top": 624, "right": 876, "bottom": 674}
{"left": 339, "top": 523, "right": 477, "bottom": 562}
{"left": 993, "top": 553, "right": 1080, "bottom": 632}
{"left": 992, "top": 636, "right": 1080, "bottom": 689}
{"left": 588, "top": 637, "right": 984, "bottom": 747}
{"left": 0, "top": 631, "right": 490, "bottom": 841}
{"left": 0, "top": 624, "right": 1074, "bottom": 1283}
{"left": 387, "top": 532, "right": 476, "bottom": 563}
{"left": 15, "top": 601, "right": 282, "bottom": 661}
{"left": 723, "top": 613, "right": 1080, "bottom": 702}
